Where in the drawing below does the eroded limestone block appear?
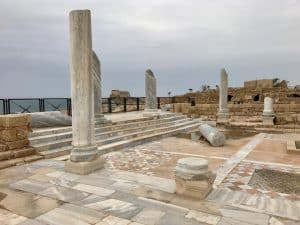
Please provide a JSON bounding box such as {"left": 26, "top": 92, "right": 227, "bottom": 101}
{"left": 0, "top": 114, "right": 31, "bottom": 128}
{"left": 199, "top": 124, "right": 225, "bottom": 147}
{"left": 29, "top": 111, "right": 72, "bottom": 128}
{"left": 175, "top": 157, "right": 216, "bottom": 199}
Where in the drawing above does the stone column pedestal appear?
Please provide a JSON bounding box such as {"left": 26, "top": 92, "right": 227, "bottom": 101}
{"left": 65, "top": 9, "right": 104, "bottom": 175}
{"left": 175, "top": 157, "right": 216, "bottom": 199}
{"left": 262, "top": 97, "right": 275, "bottom": 126}
{"left": 217, "top": 68, "right": 229, "bottom": 123}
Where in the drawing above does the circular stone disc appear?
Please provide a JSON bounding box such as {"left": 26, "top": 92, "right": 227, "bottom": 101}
{"left": 176, "top": 157, "right": 208, "bottom": 171}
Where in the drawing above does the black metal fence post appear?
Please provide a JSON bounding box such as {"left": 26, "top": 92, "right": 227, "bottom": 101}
{"left": 67, "top": 98, "right": 72, "bottom": 116}
{"left": 123, "top": 98, "right": 127, "bottom": 112}
{"left": 7, "top": 99, "right": 10, "bottom": 114}
{"left": 108, "top": 98, "right": 112, "bottom": 113}
{"left": 3, "top": 99, "right": 7, "bottom": 114}
{"left": 39, "top": 98, "right": 45, "bottom": 112}
{"left": 157, "top": 97, "right": 161, "bottom": 109}
{"left": 136, "top": 98, "right": 140, "bottom": 111}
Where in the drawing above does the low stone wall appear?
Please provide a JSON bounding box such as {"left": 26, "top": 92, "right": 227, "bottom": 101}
{"left": 0, "top": 114, "right": 31, "bottom": 150}
{"left": 0, "top": 114, "right": 38, "bottom": 169}
{"left": 172, "top": 103, "right": 300, "bottom": 125}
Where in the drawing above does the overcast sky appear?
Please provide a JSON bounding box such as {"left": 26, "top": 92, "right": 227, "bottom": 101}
{"left": 0, "top": 0, "right": 300, "bottom": 98}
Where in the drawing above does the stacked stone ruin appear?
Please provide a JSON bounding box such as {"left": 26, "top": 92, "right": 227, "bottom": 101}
{"left": 0, "top": 114, "right": 41, "bottom": 168}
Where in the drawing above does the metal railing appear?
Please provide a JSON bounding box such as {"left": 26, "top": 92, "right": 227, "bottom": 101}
{"left": 0, "top": 97, "right": 172, "bottom": 115}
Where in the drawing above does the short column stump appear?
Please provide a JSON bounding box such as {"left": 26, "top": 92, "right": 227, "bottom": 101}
{"left": 175, "top": 157, "right": 215, "bottom": 199}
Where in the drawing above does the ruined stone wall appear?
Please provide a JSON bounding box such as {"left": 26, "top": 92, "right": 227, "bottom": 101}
{"left": 0, "top": 114, "right": 31, "bottom": 150}
{"left": 0, "top": 114, "right": 38, "bottom": 169}
{"left": 175, "top": 87, "right": 300, "bottom": 104}
{"left": 172, "top": 103, "right": 300, "bottom": 125}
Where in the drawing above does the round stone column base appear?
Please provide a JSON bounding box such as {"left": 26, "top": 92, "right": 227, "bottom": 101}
{"left": 175, "top": 157, "right": 216, "bottom": 199}
{"left": 65, "top": 156, "right": 105, "bottom": 175}
{"left": 70, "top": 145, "right": 98, "bottom": 162}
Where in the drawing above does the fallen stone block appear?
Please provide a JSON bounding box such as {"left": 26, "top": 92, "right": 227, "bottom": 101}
{"left": 199, "top": 123, "right": 225, "bottom": 147}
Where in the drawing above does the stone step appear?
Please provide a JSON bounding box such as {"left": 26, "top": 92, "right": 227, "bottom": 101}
{"left": 0, "top": 154, "right": 43, "bottom": 169}
{"left": 97, "top": 120, "right": 196, "bottom": 146}
{"left": 97, "top": 121, "right": 200, "bottom": 155}
{"left": 30, "top": 115, "right": 185, "bottom": 145}
{"left": 30, "top": 132, "right": 73, "bottom": 145}
{"left": 39, "top": 146, "right": 73, "bottom": 159}
{"left": 29, "top": 113, "right": 182, "bottom": 138}
{"left": 34, "top": 138, "right": 73, "bottom": 152}
{"left": 95, "top": 115, "right": 186, "bottom": 133}
{"left": 95, "top": 118, "right": 189, "bottom": 140}
{"left": 34, "top": 118, "right": 194, "bottom": 153}
{"left": 39, "top": 120, "right": 199, "bottom": 159}
{"left": 0, "top": 147, "right": 37, "bottom": 161}
{"left": 29, "top": 126, "right": 72, "bottom": 138}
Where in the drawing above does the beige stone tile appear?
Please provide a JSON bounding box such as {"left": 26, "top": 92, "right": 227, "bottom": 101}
{"left": 73, "top": 183, "right": 115, "bottom": 197}
{"left": 132, "top": 208, "right": 165, "bottom": 225}
{"left": 96, "top": 215, "right": 131, "bottom": 225}
{"left": 185, "top": 210, "right": 221, "bottom": 225}
{"left": 0, "top": 208, "right": 27, "bottom": 225}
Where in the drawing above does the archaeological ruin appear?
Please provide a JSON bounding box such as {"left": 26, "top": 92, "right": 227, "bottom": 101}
{"left": 0, "top": 7, "right": 299, "bottom": 225}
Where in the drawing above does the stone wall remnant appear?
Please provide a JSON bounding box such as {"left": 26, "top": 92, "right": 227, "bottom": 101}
{"left": 0, "top": 114, "right": 38, "bottom": 169}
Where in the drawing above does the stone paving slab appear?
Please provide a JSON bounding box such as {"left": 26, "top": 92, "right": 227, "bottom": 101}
{"left": 219, "top": 207, "right": 269, "bottom": 225}
{"left": 36, "top": 207, "right": 91, "bottom": 225}
{"left": 131, "top": 208, "right": 165, "bottom": 225}
{"left": 73, "top": 183, "right": 115, "bottom": 197}
{"left": 74, "top": 175, "right": 115, "bottom": 188}
{"left": 10, "top": 179, "right": 52, "bottom": 194}
{"left": 39, "top": 185, "right": 90, "bottom": 202}
{"left": 0, "top": 208, "right": 27, "bottom": 225}
{"left": 185, "top": 210, "right": 221, "bottom": 225}
{"left": 85, "top": 198, "right": 142, "bottom": 220}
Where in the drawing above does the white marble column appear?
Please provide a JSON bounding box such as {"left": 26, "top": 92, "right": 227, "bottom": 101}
{"left": 217, "top": 68, "right": 229, "bottom": 123}
{"left": 144, "top": 69, "right": 159, "bottom": 116}
{"left": 65, "top": 9, "right": 104, "bottom": 174}
{"left": 262, "top": 97, "right": 275, "bottom": 125}
{"left": 92, "top": 51, "right": 102, "bottom": 115}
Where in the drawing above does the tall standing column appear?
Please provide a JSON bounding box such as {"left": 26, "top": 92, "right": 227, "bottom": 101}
{"left": 217, "top": 68, "right": 229, "bottom": 123}
{"left": 65, "top": 10, "right": 104, "bottom": 175}
{"left": 144, "top": 69, "right": 159, "bottom": 117}
{"left": 92, "top": 51, "right": 102, "bottom": 115}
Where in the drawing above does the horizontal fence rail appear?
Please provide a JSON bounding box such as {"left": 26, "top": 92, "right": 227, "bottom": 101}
{"left": 0, "top": 97, "right": 173, "bottom": 115}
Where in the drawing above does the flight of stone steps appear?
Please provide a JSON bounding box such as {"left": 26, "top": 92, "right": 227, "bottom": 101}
{"left": 29, "top": 113, "right": 200, "bottom": 159}
{"left": 207, "top": 188, "right": 300, "bottom": 221}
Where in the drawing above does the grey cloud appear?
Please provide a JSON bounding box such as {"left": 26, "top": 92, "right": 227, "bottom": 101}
{"left": 0, "top": 0, "right": 299, "bottom": 98}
